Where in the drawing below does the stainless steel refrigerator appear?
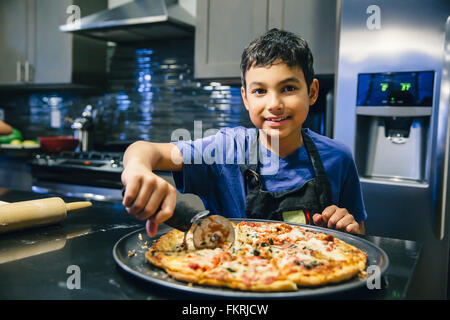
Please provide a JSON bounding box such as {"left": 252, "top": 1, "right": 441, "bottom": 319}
{"left": 334, "top": 0, "right": 450, "bottom": 298}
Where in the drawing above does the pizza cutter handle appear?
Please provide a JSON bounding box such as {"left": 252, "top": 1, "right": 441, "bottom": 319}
{"left": 121, "top": 187, "right": 205, "bottom": 232}
{"left": 164, "top": 202, "right": 209, "bottom": 232}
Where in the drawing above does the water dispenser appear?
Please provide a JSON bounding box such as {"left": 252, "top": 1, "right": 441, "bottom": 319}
{"left": 354, "top": 71, "right": 434, "bottom": 183}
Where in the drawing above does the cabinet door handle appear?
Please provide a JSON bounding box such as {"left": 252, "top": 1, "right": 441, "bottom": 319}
{"left": 24, "top": 61, "right": 30, "bottom": 82}
{"left": 16, "top": 61, "right": 22, "bottom": 82}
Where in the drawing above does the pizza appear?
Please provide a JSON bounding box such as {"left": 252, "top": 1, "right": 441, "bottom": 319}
{"left": 146, "top": 221, "right": 367, "bottom": 292}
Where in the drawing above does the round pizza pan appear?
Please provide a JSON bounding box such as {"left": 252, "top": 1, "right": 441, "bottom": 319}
{"left": 113, "top": 218, "right": 389, "bottom": 299}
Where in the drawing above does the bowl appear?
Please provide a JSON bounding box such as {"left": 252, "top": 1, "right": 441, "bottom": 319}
{"left": 38, "top": 136, "right": 79, "bottom": 154}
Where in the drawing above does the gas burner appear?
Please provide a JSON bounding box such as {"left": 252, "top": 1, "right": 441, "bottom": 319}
{"left": 57, "top": 151, "right": 123, "bottom": 161}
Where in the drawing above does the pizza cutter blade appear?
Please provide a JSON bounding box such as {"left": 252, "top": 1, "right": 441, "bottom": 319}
{"left": 192, "top": 214, "right": 235, "bottom": 249}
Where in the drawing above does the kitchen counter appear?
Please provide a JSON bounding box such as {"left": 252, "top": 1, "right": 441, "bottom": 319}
{"left": 0, "top": 189, "right": 422, "bottom": 300}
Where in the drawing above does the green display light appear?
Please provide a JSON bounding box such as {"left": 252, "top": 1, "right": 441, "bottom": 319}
{"left": 400, "top": 82, "right": 411, "bottom": 91}
{"left": 380, "top": 83, "right": 389, "bottom": 92}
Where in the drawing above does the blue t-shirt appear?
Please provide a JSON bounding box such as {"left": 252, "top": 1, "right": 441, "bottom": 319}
{"left": 172, "top": 127, "right": 367, "bottom": 222}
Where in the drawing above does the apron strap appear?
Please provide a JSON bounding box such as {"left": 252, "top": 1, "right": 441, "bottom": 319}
{"left": 239, "top": 129, "right": 259, "bottom": 192}
{"left": 301, "top": 129, "right": 333, "bottom": 209}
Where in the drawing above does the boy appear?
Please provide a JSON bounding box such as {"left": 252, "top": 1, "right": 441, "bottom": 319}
{"left": 121, "top": 28, "right": 366, "bottom": 237}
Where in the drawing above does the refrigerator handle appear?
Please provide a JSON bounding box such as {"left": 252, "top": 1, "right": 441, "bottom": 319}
{"left": 432, "top": 16, "right": 450, "bottom": 240}
{"left": 16, "top": 61, "right": 22, "bottom": 82}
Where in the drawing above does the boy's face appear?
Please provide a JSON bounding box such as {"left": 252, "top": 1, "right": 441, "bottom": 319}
{"left": 241, "top": 61, "right": 319, "bottom": 142}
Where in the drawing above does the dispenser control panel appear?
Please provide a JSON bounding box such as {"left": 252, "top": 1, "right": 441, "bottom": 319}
{"left": 357, "top": 71, "right": 434, "bottom": 106}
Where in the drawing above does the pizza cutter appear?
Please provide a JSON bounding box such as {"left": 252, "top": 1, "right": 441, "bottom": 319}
{"left": 190, "top": 213, "right": 235, "bottom": 249}
{"left": 122, "top": 188, "right": 235, "bottom": 249}
{"left": 161, "top": 204, "right": 235, "bottom": 250}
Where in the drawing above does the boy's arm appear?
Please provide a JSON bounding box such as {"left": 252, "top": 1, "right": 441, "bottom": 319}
{"left": 121, "top": 141, "right": 183, "bottom": 236}
{"left": 123, "top": 141, "right": 183, "bottom": 172}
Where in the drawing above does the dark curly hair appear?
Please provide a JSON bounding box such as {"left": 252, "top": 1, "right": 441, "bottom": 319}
{"left": 240, "top": 28, "right": 314, "bottom": 92}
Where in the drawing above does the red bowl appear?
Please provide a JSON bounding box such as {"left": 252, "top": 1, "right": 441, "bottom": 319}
{"left": 38, "top": 136, "right": 79, "bottom": 154}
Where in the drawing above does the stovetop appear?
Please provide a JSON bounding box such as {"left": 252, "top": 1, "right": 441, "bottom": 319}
{"left": 29, "top": 151, "right": 123, "bottom": 173}
{"left": 28, "top": 151, "right": 124, "bottom": 189}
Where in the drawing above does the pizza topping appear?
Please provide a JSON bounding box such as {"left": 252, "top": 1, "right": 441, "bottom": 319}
{"left": 279, "top": 241, "right": 296, "bottom": 249}
{"left": 263, "top": 276, "right": 277, "bottom": 284}
{"left": 303, "top": 261, "right": 322, "bottom": 270}
{"left": 189, "top": 263, "right": 200, "bottom": 270}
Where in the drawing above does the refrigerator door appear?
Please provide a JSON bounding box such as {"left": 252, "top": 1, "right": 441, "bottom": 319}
{"left": 335, "top": 0, "right": 450, "bottom": 299}
{"left": 432, "top": 16, "right": 450, "bottom": 240}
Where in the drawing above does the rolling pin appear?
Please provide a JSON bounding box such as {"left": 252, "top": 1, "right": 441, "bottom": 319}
{"left": 0, "top": 197, "right": 92, "bottom": 233}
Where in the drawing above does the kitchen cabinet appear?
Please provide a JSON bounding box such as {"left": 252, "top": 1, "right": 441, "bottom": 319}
{"left": 0, "top": 0, "right": 107, "bottom": 86}
{"left": 194, "top": 0, "right": 268, "bottom": 79}
{"left": 195, "top": 0, "right": 337, "bottom": 80}
{"left": 0, "top": 0, "right": 29, "bottom": 84}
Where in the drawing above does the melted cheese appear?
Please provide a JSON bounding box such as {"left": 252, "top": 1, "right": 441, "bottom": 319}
{"left": 300, "top": 238, "right": 346, "bottom": 261}
{"left": 276, "top": 227, "right": 307, "bottom": 242}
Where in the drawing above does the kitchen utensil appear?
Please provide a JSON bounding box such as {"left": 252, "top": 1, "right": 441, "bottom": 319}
{"left": 161, "top": 205, "right": 235, "bottom": 250}
{"left": 192, "top": 215, "right": 235, "bottom": 249}
{"left": 122, "top": 187, "right": 235, "bottom": 249}
{"left": 113, "top": 219, "right": 390, "bottom": 299}
{"left": 0, "top": 197, "right": 92, "bottom": 233}
{"left": 71, "top": 105, "right": 94, "bottom": 152}
{"left": 38, "top": 136, "right": 79, "bottom": 154}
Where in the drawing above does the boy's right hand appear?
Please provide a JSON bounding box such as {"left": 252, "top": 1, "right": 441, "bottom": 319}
{"left": 121, "top": 161, "right": 177, "bottom": 237}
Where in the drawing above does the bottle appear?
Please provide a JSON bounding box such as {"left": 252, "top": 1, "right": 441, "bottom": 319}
{"left": 49, "top": 97, "right": 63, "bottom": 129}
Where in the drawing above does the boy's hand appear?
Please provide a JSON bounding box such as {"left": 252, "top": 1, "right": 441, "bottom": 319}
{"left": 312, "top": 205, "right": 363, "bottom": 235}
{"left": 121, "top": 161, "right": 177, "bottom": 237}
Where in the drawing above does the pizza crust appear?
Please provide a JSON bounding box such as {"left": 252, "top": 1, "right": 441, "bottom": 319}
{"left": 284, "top": 262, "right": 364, "bottom": 286}
{"left": 198, "top": 276, "right": 297, "bottom": 292}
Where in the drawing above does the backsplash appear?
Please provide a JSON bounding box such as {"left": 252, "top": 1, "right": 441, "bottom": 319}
{"left": 101, "top": 39, "right": 252, "bottom": 146}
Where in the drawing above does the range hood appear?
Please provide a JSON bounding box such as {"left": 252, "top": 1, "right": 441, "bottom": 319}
{"left": 59, "top": 0, "right": 195, "bottom": 43}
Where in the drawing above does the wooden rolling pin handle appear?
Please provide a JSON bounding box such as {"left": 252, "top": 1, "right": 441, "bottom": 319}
{"left": 65, "top": 201, "right": 92, "bottom": 212}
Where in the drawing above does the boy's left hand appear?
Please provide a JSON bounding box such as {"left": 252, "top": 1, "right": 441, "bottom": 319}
{"left": 312, "top": 205, "right": 363, "bottom": 235}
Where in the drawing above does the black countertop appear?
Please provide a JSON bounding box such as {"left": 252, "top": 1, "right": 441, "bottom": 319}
{"left": 0, "top": 189, "right": 422, "bottom": 300}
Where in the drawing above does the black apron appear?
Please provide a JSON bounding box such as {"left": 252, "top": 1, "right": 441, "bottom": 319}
{"left": 239, "top": 129, "right": 332, "bottom": 225}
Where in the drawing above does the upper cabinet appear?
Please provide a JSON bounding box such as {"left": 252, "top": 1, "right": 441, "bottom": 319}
{"left": 0, "top": 0, "right": 29, "bottom": 85}
{"left": 0, "top": 0, "right": 107, "bottom": 86}
{"left": 195, "top": 0, "right": 337, "bottom": 80}
{"left": 194, "top": 0, "right": 268, "bottom": 79}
